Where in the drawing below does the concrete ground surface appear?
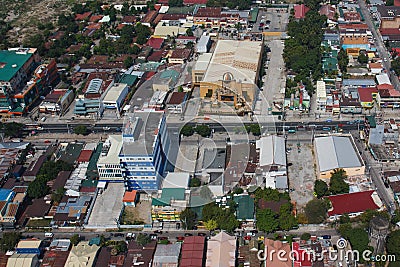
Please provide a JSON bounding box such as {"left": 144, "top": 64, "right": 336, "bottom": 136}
{"left": 286, "top": 134, "right": 316, "bottom": 209}
{"left": 87, "top": 183, "right": 125, "bottom": 228}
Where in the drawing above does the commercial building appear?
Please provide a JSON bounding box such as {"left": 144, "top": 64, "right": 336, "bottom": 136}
{"left": 97, "top": 112, "right": 169, "bottom": 191}
{"left": 199, "top": 40, "right": 263, "bottom": 113}
{"left": 6, "top": 254, "right": 38, "bottom": 267}
{"left": 166, "top": 92, "right": 187, "bottom": 114}
{"left": 151, "top": 188, "right": 188, "bottom": 222}
{"left": 0, "top": 48, "right": 41, "bottom": 115}
{"left": 120, "top": 112, "right": 169, "bottom": 191}
{"left": 196, "top": 35, "right": 211, "bottom": 53}
{"left": 153, "top": 243, "right": 182, "bottom": 267}
{"left": 180, "top": 236, "right": 206, "bottom": 267}
{"left": 52, "top": 195, "right": 92, "bottom": 226}
{"left": 97, "top": 135, "right": 123, "bottom": 180}
{"left": 327, "top": 190, "right": 382, "bottom": 220}
{"left": 316, "top": 80, "right": 327, "bottom": 112}
{"left": 15, "top": 239, "right": 42, "bottom": 255}
{"left": 314, "top": 135, "right": 365, "bottom": 179}
{"left": 101, "top": 83, "right": 129, "bottom": 112}
{"left": 192, "top": 53, "right": 212, "bottom": 86}
{"left": 206, "top": 232, "right": 236, "bottom": 267}
{"left": 256, "top": 136, "right": 287, "bottom": 190}
{"left": 64, "top": 242, "right": 99, "bottom": 267}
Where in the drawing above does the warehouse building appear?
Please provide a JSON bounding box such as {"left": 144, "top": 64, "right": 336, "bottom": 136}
{"left": 102, "top": 83, "right": 129, "bottom": 112}
{"left": 314, "top": 135, "right": 365, "bottom": 179}
{"left": 198, "top": 40, "right": 263, "bottom": 113}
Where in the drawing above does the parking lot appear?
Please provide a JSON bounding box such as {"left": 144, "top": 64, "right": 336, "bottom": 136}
{"left": 286, "top": 133, "right": 316, "bottom": 209}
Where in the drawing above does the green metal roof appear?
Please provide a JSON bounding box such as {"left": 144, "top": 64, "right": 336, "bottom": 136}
{"left": 119, "top": 74, "right": 138, "bottom": 86}
{"left": 81, "top": 179, "right": 98, "bottom": 188}
{"left": 0, "top": 50, "right": 33, "bottom": 82}
{"left": 152, "top": 188, "right": 186, "bottom": 207}
{"left": 161, "top": 188, "right": 185, "bottom": 200}
{"left": 366, "top": 115, "right": 376, "bottom": 128}
{"left": 234, "top": 194, "right": 254, "bottom": 220}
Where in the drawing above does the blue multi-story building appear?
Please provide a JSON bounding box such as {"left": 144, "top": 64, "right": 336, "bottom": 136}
{"left": 97, "top": 111, "right": 169, "bottom": 191}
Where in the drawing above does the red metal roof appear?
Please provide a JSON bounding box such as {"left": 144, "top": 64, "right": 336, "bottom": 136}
{"left": 123, "top": 191, "right": 137, "bottom": 202}
{"left": 395, "top": 0, "right": 400, "bottom": 6}
{"left": 77, "top": 150, "right": 93, "bottom": 163}
{"left": 294, "top": 4, "right": 310, "bottom": 19}
{"left": 327, "top": 190, "right": 379, "bottom": 216}
{"left": 380, "top": 28, "right": 400, "bottom": 35}
{"left": 358, "top": 87, "right": 378, "bottom": 102}
{"left": 292, "top": 242, "right": 312, "bottom": 267}
{"left": 146, "top": 37, "right": 164, "bottom": 50}
{"left": 75, "top": 12, "right": 92, "bottom": 21}
{"left": 180, "top": 236, "right": 205, "bottom": 267}
{"left": 168, "top": 92, "right": 186, "bottom": 105}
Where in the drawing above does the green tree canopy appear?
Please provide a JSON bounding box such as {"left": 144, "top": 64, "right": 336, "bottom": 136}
{"left": 180, "top": 125, "right": 194, "bottom": 137}
{"left": 329, "top": 169, "right": 349, "bottom": 195}
{"left": 70, "top": 234, "right": 80, "bottom": 246}
{"left": 0, "top": 232, "right": 21, "bottom": 252}
{"left": 195, "top": 125, "right": 211, "bottom": 137}
{"left": 357, "top": 53, "right": 368, "bottom": 65}
{"left": 304, "top": 199, "right": 329, "bottom": 224}
{"left": 180, "top": 208, "right": 197, "bottom": 230}
{"left": 256, "top": 208, "right": 279, "bottom": 233}
{"left": 74, "top": 125, "right": 89, "bottom": 135}
{"left": 387, "top": 230, "right": 400, "bottom": 266}
{"left": 301, "top": 233, "right": 311, "bottom": 240}
{"left": 338, "top": 48, "right": 349, "bottom": 73}
{"left": 189, "top": 177, "right": 201, "bottom": 187}
{"left": 314, "top": 180, "right": 329, "bottom": 198}
{"left": 136, "top": 233, "right": 151, "bottom": 246}
{"left": 204, "top": 219, "right": 218, "bottom": 231}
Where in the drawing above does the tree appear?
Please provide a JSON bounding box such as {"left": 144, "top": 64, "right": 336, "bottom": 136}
{"left": 115, "top": 241, "right": 127, "bottom": 253}
{"left": 204, "top": 219, "right": 218, "bottom": 231}
{"left": 136, "top": 233, "right": 151, "bottom": 246}
{"left": 246, "top": 124, "right": 261, "bottom": 136}
{"left": 180, "top": 208, "right": 197, "bottom": 230}
{"left": 195, "top": 125, "right": 211, "bottom": 137}
{"left": 169, "top": 0, "right": 183, "bottom": 7}
{"left": 339, "top": 214, "right": 351, "bottom": 224}
{"left": 219, "top": 214, "right": 239, "bottom": 232}
{"left": 387, "top": 230, "right": 400, "bottom": 266}
{"left": 27, "top": 176, "right": 49, "bottom": 199}
{"left": 329, "top": 169, "right": 349, "bottom": 195}
{"left": 0, "top": 232, "right": 21, "bottom": 252}
{"left": 186, "top": 28, "right": 194, "bottom": 36}
{"left": 124, "top": 56, "right": 134, "bottom": 69}
{"left": 51, "top": 187, "right": 66, "bottom": 204}
{"left": 70, "top": 234, "right": 80, "bottom": 246}
{"left": 358, "top": 53, "right": 368, "bottom": 65}
{"left": 301, "top": 233, "right": 311, "bottom": 241}
{"left": 338, "top": 48, "right": 349, "bottom": 73}
{"left": 180, "top": 125, "right": 194, "bottom": 137}
{"left": 386, "top": 0, "right": 394, "bottom": 5}
{"left": 304, "top": 199, "right": 328, "bottom": 224}
{"left": 74, "top": 125, "right": 89, "bottom": 135}
{"left": 189, "top": 177, "right": 201, "bottom": 187}
{"left": 233, "top": 187, "right": 244, "bottom": 194}
{"left": 135, "top": 23, "right": 151, "bottom": 45}
{"left": 257, "top": 208, "right": 279, "bottom": 233}
{"left": 0, "top": 122, "right": 24, "bottom": 138}
{"left": 314, "top": 180, "right": 329, "bottom": 198}
{"left": 340, "top": 226, "right": 371, "bottom": 262}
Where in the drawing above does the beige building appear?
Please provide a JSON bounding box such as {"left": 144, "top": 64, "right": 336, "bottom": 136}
{"left": 206, "top": 232, "right": 237, "bottom": 267}
{"left": 192, "top": 53, "right": 212, "bottom": 86}
{"left": 198, "top": 40, "right": 263, "bottom": 113}
{"left": 64, "top": 241, "right": 100, "bottom": 267}
{"left": 6, "top": 254, "right": 38, "bottom": 267}
{"left": 314, "top": 135, "right": 365, "bottom": 179}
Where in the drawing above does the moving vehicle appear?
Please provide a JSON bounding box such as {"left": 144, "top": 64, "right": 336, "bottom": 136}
{"left": 45, "top": 232, "right": 54, "bottom": 238}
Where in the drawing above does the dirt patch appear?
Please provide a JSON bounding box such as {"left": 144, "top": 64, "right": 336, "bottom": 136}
{"left": 121, "top": 200, "right": 151, "bottom": 225}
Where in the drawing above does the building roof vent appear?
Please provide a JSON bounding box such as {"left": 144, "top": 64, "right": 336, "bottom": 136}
{"left": 11, "top": 64, "right": 17, "bottom": 68}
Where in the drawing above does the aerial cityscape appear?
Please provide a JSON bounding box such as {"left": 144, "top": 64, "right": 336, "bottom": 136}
{"left": 0, "top": 0, "right": 400, "bottom": 266}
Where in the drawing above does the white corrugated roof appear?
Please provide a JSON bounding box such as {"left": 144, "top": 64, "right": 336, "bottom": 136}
{"left": 256, "top": 135, "right": 286, "bottom": 167}
{"left": 376, "top": 73, "right": 391, "bottom": 85}
{"left": 162, "top": 172, "right": 190, "bottom": 189}
{"left": 203, "top": 40, "right": 262, "bottom": 84}
{"left": 316, "top": 80, "right": 326, "bottom": 99}
{"left": 315, "top": 136, "right": 363, "bottom": 172}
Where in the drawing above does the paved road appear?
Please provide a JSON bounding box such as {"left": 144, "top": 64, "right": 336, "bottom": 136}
{"left": 358, "top": 0, "right": 400, "bottom": 90}
{"left": 352, "top": 130, "right": 396, "bottom": 213}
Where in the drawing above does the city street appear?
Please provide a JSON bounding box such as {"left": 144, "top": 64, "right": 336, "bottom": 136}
{"left": 358, "top": 0, "right": 400, "bottom": 90}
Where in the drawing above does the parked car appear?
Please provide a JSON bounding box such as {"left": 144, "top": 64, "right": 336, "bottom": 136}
{"left": 184, "top": 233, "right": 193, "bottom": 237}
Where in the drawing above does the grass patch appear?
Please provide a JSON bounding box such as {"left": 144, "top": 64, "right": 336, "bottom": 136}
{"left": 121, "top": 206, "right": 145, "bottom": 225}
{"left": 26, "top": 218, "right": 51, "bottom": 228}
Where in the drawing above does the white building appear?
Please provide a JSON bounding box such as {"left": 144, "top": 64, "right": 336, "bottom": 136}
{"left": 97, "top": 135, "right": 123, "bottom": 180}
{"left": 196, "top": 35, "right": 211, "bottom": 53}
{"left": 256, "top": 135, "right": 287, "bottom": 190}
{"left": 162, "top": 172, "right": 190, "bottom": 189}
{"left": 316, "top": 80, "right": 327, "bottom": 111}
{"left": 102, "top": 83, "right": 129, "bottom": 112}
